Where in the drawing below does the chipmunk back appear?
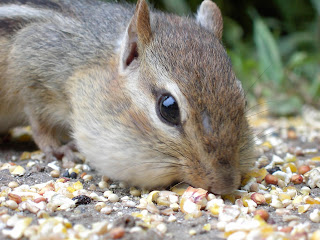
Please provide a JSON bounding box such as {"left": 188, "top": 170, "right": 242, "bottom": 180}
{"left": 0, "top": 0, "right": 255, "bottom": 194}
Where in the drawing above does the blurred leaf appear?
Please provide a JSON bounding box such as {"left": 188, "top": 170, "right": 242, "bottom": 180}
{"left": 224, "top": 18, "right": 244, "bottom": 47}
{"left": 309, "top": 75, "right": 320, "bottom": 98}
{"left": 311, "top": 0, "right": 320, "bottom": 15}
{"left": 253, "top": 17, "right": 284, "bottom": 86}
{"left": 162, "top": 0, "right": 190, "bottom": 15}
{"left": 291, "top": 55, "right": 320, "bottom": 83}
{"left": 268, "top": 95, "right": 302, "bottom": 116}
{"left": 279, "top": 32, "right": 316, "bottom": 58}
{"left": 286, "top": 52, "right": 308, "bottom": 69}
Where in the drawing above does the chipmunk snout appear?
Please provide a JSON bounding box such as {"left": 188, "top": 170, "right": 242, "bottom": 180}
{"left": 207, "top": 172, "right": 241, "bottom": 195}
{"left": 185, "top": 157, "right": 242, "bottom": 195}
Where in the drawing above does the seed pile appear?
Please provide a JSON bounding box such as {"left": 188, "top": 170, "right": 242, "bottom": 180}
{"left": 0, "top": 113, "right": 320, "bottom": 239}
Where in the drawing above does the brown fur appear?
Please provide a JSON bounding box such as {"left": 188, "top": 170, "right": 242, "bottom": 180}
{"left": 0, "top": 0, "right": 255, "bottom": 194}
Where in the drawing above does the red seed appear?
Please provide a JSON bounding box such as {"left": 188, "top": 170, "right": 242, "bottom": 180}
{"left": 298, "top": 165, "right": 311, "bottom": 175}
{"left": 80, "top": 172, "right": 87, "bottom": 178}
{"left": 38, "top": 182, "right": 55, "bottom": 195}
{"left": 251, "top": 193, "right": 266, "bottom": 205}
{"left": 291, "top": 174, "right": 303, "bottom": 184}
{"left": 265, "top": 174, "right": 278, "bottom": 185}
{"left": 109, "top": 227, "right": 125, "bottom": 239}
{"left": 254, "top": 209, "right": 269, "bottom": 221}
{"left": 34, "top": 197, "right": 47, "bottom": 203}
{"left": 279, "top": 226, "right": 293, "bottom": 233}
{"left": 8, "top": 193, "right": 22, "bottom": 204}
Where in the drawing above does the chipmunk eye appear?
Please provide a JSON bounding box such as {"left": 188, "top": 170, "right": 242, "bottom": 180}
{"left": 158, "top": 94, "right": 180, "bottom": 126}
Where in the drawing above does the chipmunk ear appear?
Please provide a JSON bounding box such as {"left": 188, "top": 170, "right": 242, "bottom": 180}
{"left": 196, "top": 0, "right": 223, "bottom": 40}
{"left": 120, "top": 0, "right": 152, "bottom": 71}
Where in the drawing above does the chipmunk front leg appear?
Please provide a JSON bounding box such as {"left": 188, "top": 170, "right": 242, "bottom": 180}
{"left": 25, "top": 107, "right": 80, "bottom": 163}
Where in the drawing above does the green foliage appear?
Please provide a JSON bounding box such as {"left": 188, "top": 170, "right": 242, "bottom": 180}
{"left": 253, "top": 17, "right": 284, "bottom": 87}
{"left": 221, "top": 1, "right": 320, "bottom": 115}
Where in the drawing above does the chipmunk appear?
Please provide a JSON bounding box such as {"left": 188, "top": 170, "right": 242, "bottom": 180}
{"left": 0, "top": 0, "right": 255, "bottom": 194}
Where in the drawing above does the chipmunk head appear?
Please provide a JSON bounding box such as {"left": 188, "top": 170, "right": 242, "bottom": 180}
{"left": 72, "top": 0, "right": 255, "bottom": 194}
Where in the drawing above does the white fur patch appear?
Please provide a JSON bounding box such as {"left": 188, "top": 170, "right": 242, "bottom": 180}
{"left": 74, "top": 120, "right": 178, "bottom": 187}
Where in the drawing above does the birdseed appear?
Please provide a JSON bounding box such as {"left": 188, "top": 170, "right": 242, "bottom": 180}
{"left": 1, "top": 113, "right": 320, "bottom": 239}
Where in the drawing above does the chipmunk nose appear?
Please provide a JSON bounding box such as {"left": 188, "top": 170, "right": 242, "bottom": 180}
{"left": 208, "top": 171, "right": 241, "bottom": 195}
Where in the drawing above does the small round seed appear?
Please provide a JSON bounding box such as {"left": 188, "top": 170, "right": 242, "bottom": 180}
{"left": 8, "top": 181, "right": 19, "bottom": 188}
{"left": 291, "top": 174, "right": 303, "bottom": 184}
{"left": 98, "top": 181, "right": 109, "bottom": 189}
{"left": 95, "top": 202, "right": 107, "bottom": 211}
{"left": 1, "top": 214, "right": 10, "bottom": 223}
{"left": 300, "top": 186, "right": 311, "bottom": 195}
{"left": 130, "top": 187, "right": 141, "bottom": 197}
{"left": 298, "top": 165, "right": 311, "bottom": 175}
{"left": 8, "top": 193, "right": 22, "bottom": 204}
{"left": 6, "top": 200, "right": 18, "bottom": 210}
{"left": 265, "top": 174, "right": 278, "bottom": 185}
{"left": 72, "top": 195, "right": 92, "bottom": 205}
{"left": 62, "top": 170, "right": 70, "bottom": 178}
{"left": 130, "top": 227, "right": 143, "bottom": 233}
{"left": 80, "top": 172, "right": 87, "bottom": 178}
{"left": 104, "top": 191, "right": 113, "bottom": 198}
{"left": 170, "top": 203, "right": 180, "bottom": 211}
{"left": 50, "top": 170, "right": 60, "bottom": 178}
{"left": 251, "top": 193, "right": 266, "bottom": 205}
{"left": 279, "top": 226, "right": 293, "bottom": 233}
{"left": 250, "top": 183, "right": 259, "bottom": 192}
{"left": 207, "top": 193, "right": 216, "bottom": 201}
{"left": 277, "top": 179, "right": 286, "bottom": 188}
{"left": 287, "top": 128, "right": 297, "bottom": 139}
{"left": 254, "top": 209, "right": 269, "bottom": 221}
{"left": 83, "top": 174, "right": 93, "bottom": 182}
{"left": 37, "top": 210, "right": 49, "bottom": 219}
{"left": 109, "top": 227, "right": 125, "bottom": 239}
{"left": 70, "top": 172, "right": 78, "bottom": 179}
{"left": 168, "top": 215, "right": 177, "bottom": 222}
{"left": 156, "top": 223, "right": 167, "bottom": 234}
{"left": 108, "top": 194, "right": 119, "bottom": 203}
{"left": 33, "top": 197, "right": 46, "bottom": 203}
{"left": 101, "top": 206, "right": 112, "bottom": 214}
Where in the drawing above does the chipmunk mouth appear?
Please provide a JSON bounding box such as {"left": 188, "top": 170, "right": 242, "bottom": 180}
{"left": 185, "top": 169, "right": 241, "bottom": 195}
{"left": 212, "top": 173, "right": 241, "bottom": 195}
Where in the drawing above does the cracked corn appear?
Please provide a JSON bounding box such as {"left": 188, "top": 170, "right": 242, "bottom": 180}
{"left": 0, "top": 114, "right": 320, "bottom": 239}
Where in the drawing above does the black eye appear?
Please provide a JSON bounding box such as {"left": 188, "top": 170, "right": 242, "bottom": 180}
{"left": 157, "top": 94, "right": 180, "bottom": 126}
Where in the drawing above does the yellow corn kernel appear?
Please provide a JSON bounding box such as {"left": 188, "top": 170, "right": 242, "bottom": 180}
{"left": 305, "top": 197, "right": 320, "bottom": 205}
{"left": 222, "top": 194, "right": 235, "bottom": 204}
{"left": 20, "top": 152, "right": 32, "bottom": 160}
{"left": 67, "top": 187, "right": 75, "bottom": 193}
{"left": 311, "top": 230, "right": 320, "bottom": 240}
{"left": 279, "top": 193, "right": 291, "bottom": 201}
{"left": 73, "top": 181, "right": 83, "bottom": 190}
{"left": 209, "top": 204, "right": 220, "bottom": 216}
{"left": 242, "top": 195, "right": 250, "bottom": 207}
{"left": 203, "top": 224, "right": 211, "bottom": 231}
{"left": 298, "top": 204, "right": 310, "bottom": 213}
{"left": 292, "top": 195, "right": 303, "bottom": 204}
{"left": 311, "top": 156, "right": 320, "bottom": 161}
{"left": 262, "top": 141, "right": 273, "bottom": 149}
{"left": 283, "top": 163, "right": 297, "bottom": 173}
